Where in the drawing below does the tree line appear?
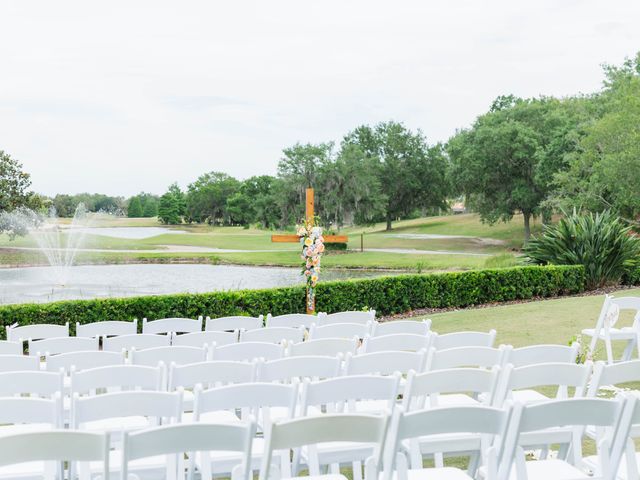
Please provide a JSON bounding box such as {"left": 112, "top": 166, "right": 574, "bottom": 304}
{"left": 2, "top": 52, "right": 639, "bottom": 243}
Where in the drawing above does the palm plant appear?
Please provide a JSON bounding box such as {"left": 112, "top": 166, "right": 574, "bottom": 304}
{"left": 524, "top": 210, "right": 640, "bottom": 289}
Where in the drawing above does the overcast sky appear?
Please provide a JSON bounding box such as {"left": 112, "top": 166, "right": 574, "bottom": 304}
{"left": 1, "top": 0, "right": 639, "bottom": 197}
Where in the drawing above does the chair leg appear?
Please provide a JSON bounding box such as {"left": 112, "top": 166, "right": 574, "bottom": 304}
{"left": 352, "top": 461, "right": 363, "bottom": 480}
{"left": 622, "top": 338, "right": 637, "bottom": 362}
{"left": 605, "top": 339, "right": 614, "bottom": 365}
{"left": 434, "top": 452, "right": 444, "bottom": 468}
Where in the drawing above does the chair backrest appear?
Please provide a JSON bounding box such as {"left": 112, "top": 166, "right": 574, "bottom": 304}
{"left": 370, "top": 319, "right": 431, "bottom": 337}
{"left": 6, "top": 323, "right": 69, "bottom": 342}
{"left": 72, "top": 390, "right": 183, "bottom": 428}
{"left": 45, "top": 350, "right": 124, "bottom": 373}
{"left": 171, "top": 330, "right": 238, "bottom": 348}
{"left": 0, "top": 394, "right": 61, "bottom": 427}
{"left": 384, "top": 405, "right": 510, "bottom": 480}
{"left": 426, "top": 346, "right": 507, "bottom": 370}
{"left": 0, "top": 354, "right": 40, "bottom": 372}
{"left": 501, "top": 397, "right": 630, "bottom": 477}
{"left": 259, "top": 413, "right": 390, "bottom": 480}
{"left": 588, "top": 360, "right": 640, "bottom": 397}
{"left": 0, "top": 340, "right": 22, "bottom": 355}
{"left": 103, "top": 333, "right": 171, "bottom": 352}
{"left": 286, "top": 337, "right": 358, "bottom": 357}
{"left": 122, "top": 422, "right": 255, "bottom": 480}
{"left": 29, "top": 336, "right": 99, "bottom": 356}
{"left": 142, "top": 317, "right": 203, "bottom": 335}
{"left": 402, "top": 367, "right": 501, "bottom": 410}
{"left": 266, "top": 313, "right": 318, "bottom": 329}
{"left": 194, "top": 382, "right": 298, "bottom": 427}
{"left": 344, "top": 350, "right": 427, "bottom": 376}
{"left": 301, "top": 374, "right": 400, "bottom": 414}
{"left": 0, "top": 430, "right": 109, "bottom": 480}
{"left": 71, "top": 365, "right": 164, "bottom": 396}
{"left": 130, "top": 346, "right": 208, "bottom": 367}
{"left": 75, "top": 320, "right": 138, "bottom": 338}
{"left": 213, "top": 342, "right": 284, "bottom": 362}
{"left": 496, "top": 362, "right": 592, "bottom": 406}
{"left": 205, "top": 315, "right": 264, "bottom": 332}
{"left": 0, "top": 370, "right": 64, "bottom": 398}
{"left": 239, "top": 326, "right": 305, "bottom": 344}
{"left": 308, "top": 322, "right": 371, "bottom": 340}
{"left": 320, "top": 310, "right": 376, "bottom": 325}
{"left": 506, "top": 343, "right": 579, "bottom": 367}
{"left": 362, "top": 333, "right": 431, "bottom": 354}
{"left": 257, "top": 356, "right": 341, "bottom": 383}
{"left": 168, "top": 361, "right": 256, "bottom": 391}
{"left": 431, "top": 330, "right": 497, "bottom": 349}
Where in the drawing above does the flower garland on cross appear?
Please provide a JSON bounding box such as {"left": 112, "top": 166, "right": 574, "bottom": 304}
{"left": 297, "top": 216, "right": 325, "bottom": 313}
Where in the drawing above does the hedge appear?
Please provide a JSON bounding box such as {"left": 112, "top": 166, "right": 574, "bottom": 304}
{"left": 0, "top": 265, "right": 585, "bottom": 338}
{"left": 623, "top": 265, "right": 640, "bottom": 286}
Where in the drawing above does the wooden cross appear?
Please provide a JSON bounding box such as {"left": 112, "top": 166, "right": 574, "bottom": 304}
{"left": 271, "top": 187, "right": 348, "bottom": 314}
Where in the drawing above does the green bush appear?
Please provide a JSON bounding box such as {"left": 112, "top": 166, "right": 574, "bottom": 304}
{"left": 0, "top": 265, "right": 585, "bottom": 338}
{"left": 325, "top": 242, "right": 348, "bottom": 251}
{"left": 623, "top": 265, "right": 640, "bottom": 285}
{"left": 524, "top": 210, "right": 640, "bottom": 290}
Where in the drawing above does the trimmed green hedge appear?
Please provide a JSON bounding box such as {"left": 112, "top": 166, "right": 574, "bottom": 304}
{"left": 0, "top": 265, "right": 585, "bottom": 338}
{"left": 623, "top": 266, "right": 640, "bottom": 286}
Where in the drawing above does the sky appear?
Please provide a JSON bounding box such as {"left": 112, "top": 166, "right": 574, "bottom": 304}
{"left": 1, "top": 0, "right": 639, "bottom": 198}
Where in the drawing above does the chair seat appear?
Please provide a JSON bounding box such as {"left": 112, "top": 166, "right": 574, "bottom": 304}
{"left": 511, "top": 390, "right": 551, "bottom": 405}
{"left": 581, "top": 328, "right": 637, "bottom": 340}
{"left": 196, "top": 437, "right": 283, "bottom": 473}
{"left": 431, "top": 394, "right": 481, "bottom": 407}
{"left": 81, "top": 416, "right": 152, "bottom": 433}
{"left": 509, "top": 459, "right": 591, "bottom": 480}
{"left": 0, "top": 461, "right": 49, "bottom": 480}
{"left": 354, "top": 400, "right": 389, "bottom": 414}
{"left": 291, "top": 476, "right": 347, "bottom": 480}
{"left": 403, "top": 433, "right": 481, "bottom": 457}
{"left": 196, "top": 410, "right": 242, "bottom": 424}
{"left": 0, "top": 424, "right": 52, "bottom": 436}
{"left": 88, "top": 449, "right": 166, "bottom": 474}
{"left": 584, "top": 452, "right": 639, "bottom": 480}
{"left": 389, "top": 467, "right": 474, "bottom": 480}
{"left": 302, "top": 441, "right": 376, "bottom": 465}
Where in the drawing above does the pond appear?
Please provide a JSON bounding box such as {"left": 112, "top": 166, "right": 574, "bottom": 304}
{"left": 0, "top": 264, "right": 394, "bottom": 305}
{"left": 73, "top": 227, "right": 186, "bottom": 239}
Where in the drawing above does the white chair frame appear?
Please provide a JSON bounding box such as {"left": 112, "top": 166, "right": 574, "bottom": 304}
{"left": 205, "top": 315, "right": 264, "bottom": 332}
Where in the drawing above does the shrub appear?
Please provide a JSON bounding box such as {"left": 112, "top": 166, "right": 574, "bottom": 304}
{"left": 325, "top": 242, "right": 348, "bottom": 252}
{"left": 524, "top": 210, "right": 640, "bottom": 289}
{"left": 0, "top": 265, "right": 584, "bottom": 337}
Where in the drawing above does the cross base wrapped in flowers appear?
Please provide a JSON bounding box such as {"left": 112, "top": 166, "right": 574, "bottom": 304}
{"left": 298, "top": 219, "right": 325, "bottom": 313}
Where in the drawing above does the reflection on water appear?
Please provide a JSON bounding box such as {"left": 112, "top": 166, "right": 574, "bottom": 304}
{"left": 72, "top": 227, "right": 186, "bottom": 239}
{"left": 0, "top": 264, "right": 391, "bottom": 305}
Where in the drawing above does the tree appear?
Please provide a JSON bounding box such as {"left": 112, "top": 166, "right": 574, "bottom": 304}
{"left": 0, "top": 150, "right": 39, "bottom": 236}
{"left": 127, "top": 197, "right": 143, "bottom": 217}
{"left": 186, "top": 172, "right": 240, "bottom": 225}
{"left": 343, "top": 121, "right": 449, "bottom": 230}
{"left": 158, "top": 183, "right": 186, "bottom": 225}
{"left": 142, "top": 200, "right": 158, "bottom": 217}
{"left": 448, "top": 96, "right": 584, "bottom": 243}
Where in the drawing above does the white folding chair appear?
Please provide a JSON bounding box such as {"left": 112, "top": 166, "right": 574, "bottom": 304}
{"left": 362, "top": 334, "right": 431, "bottom": 354}
{"left": 6, "top": 323, "right": 69, "bottom": 342}
{"left": 0, "top": 430, "right": 109, "bottom": 480}
{"left": 240, "top": 326, "right": 305, "bottom": 344}
{"left": 0, "top": 340, "right": 22, "bottom": 355}
{"left": 45, "top": 350, "right": 124, "bottom": 373}
{"left": 171, "top": 330, "right": 238, "bottom": 347}
{"left": 505, "top": 343, "right": 579, "bottom": 367}
{"left": 194, "top": 382, "right": 298, "bottom": 476}
{"left": 71, "top": 390, "right": 183, "bottom": 438}
{"left": 298, "top": 375, "right": 399, "bottom": 480}
{"left": 500, "top": 397, "right": 632, "bottom": 480}
{"left": 213, "top": 342, "right": 284, "bottom": 362}
{"left": 431, "top": 329, "right": 497, "bottom": 350}
{"left": 370, "top": 319, "right": 431, "bottom": 337}
{"left": 103, "top": 333, "right": 171, "bottom": 352}
{"left": 400, "top": 366, "right": 502, "bottom": 473}
{"left": 257, "top": 356, "right": 342, "bottom": 383}
{"left": 75, "top": 320, "right": 138, "bottom": 338}
{"left": 496, "top": 362, "right": 592, "bottom": 407}
{"left": 0, "top": 354, "right": 39, "bottom": 372}
{"left": 0, "top": 395, "right": 61, "bottom": 436}
{"left": 581, "top": 295, "right": 640, "bottom": 364}
{"left": 426, "top": 346, "right": 508, "bottom": 370}
{"left": 309, "top": 323, "right": 371, "bottom": 340}
{"left": 287, "top": 338, "right": 359, "bottom": 357}
{"left": 383, "top": 405, "right": 511, "bottom": 480}
{"left": 71, "top": 365, "right": 164, "bottom": 398}
{"left": 0, "top": 370, "right": 64, "bottom": 398}
{"left": 344, "top": 351, "right": 427, "bottom": 376}
{"left": 28, "top": 336, "right": 99, "bottom": 357}
{"left": 122, "top": 422, "right": 255, "bottom": 480}
{"left": 319, "top": 310, "right": 376, "bottom": 326}
{"left": 130, "top": 346, "right": 208, "bottom": 368}
{"left": 206, "top": 315, "right": 264, "bottom": 332}
{"left": 266, "top": 313, "right": 318, "bottom": 329}
{"left": 259, "top": 413, "right": 390, "bottom": 480}
{"left": 142, "top": 317, "right": 203, "bottom": 335}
